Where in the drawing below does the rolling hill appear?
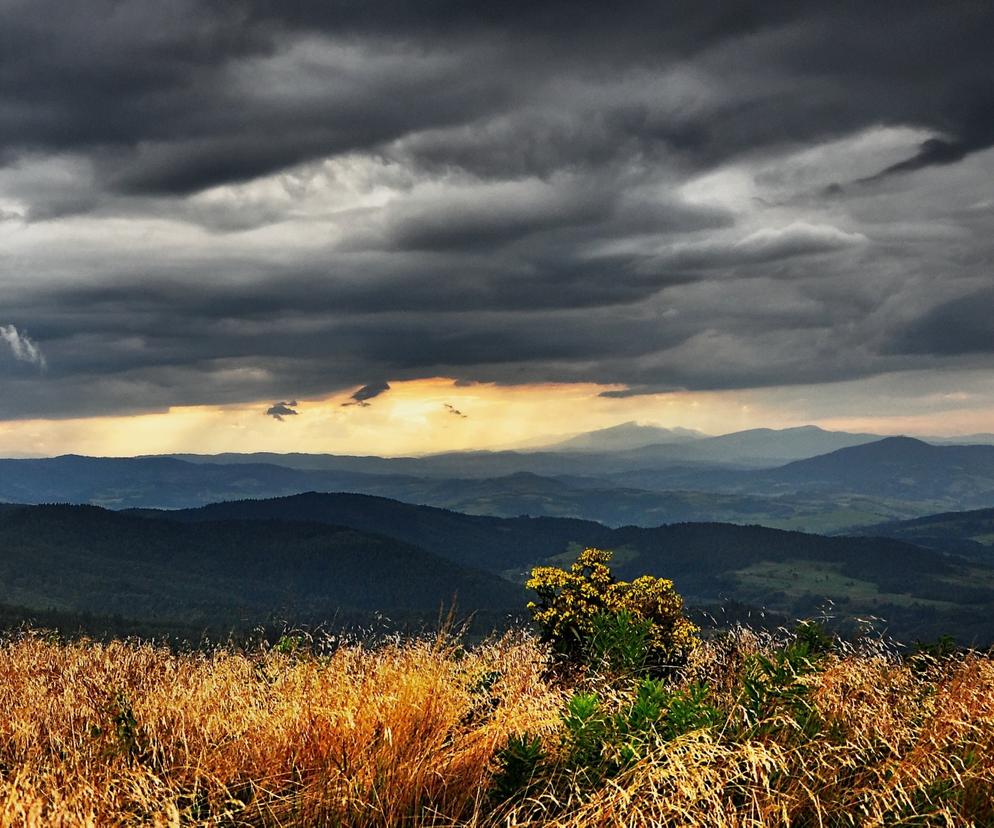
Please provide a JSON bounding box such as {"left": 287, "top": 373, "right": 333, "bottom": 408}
{"left": 0, "top": 455, "right": 425, "bottom": 508}
{"left": 144, "top": 492, "right": 994, "bottom": 643}
{"left": 853, "top": 506, "right": 994, "bottom": 560}
{"left": 763, "top": 437, "right": 994, "bottom": 505}
{"left": 614, "top": 438, "right": 994, "bottom": 510}
{"left": 0, "top": 454, "right": 920, "bottom": 531}
{"left": 0, "top": 504, "right": 520, "bottom": 631}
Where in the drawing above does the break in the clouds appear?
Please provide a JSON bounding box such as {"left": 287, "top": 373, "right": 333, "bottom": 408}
{"left": 0, "top": 1, "right": 993, "bottom": 422}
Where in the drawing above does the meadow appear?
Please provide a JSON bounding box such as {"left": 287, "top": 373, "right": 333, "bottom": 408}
{"left": 2, "top": 624, "right": 993, "bottom": 827}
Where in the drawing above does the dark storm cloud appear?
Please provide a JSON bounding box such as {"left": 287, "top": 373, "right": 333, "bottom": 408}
{"left": 3, "top": 2, "right": 991, "bottom": 202}
{"left": 265, "top": 400, "right": 298, "bottom": 421}
{"left": 887, "top": 289, "right": 994, "bottom": 356}
{"left": 1, "top": 1, "right": 993, "bottom": 420}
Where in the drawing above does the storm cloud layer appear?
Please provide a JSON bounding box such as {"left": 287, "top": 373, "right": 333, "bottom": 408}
{"left": 0, "top": 1, "right": 992, "bottom": 419}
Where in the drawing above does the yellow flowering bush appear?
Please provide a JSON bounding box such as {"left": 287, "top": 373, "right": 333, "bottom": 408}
{"left": 526, "top": 548, "right": 698, "bottom": 668}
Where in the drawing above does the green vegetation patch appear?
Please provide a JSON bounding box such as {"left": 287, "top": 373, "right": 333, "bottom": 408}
{"left": 732, "top": 559, "right": 956, "bottom": 610}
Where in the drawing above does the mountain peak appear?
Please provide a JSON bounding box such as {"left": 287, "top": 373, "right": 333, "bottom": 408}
{"left": 548, "top": 422, "right": 706, "bottom": 453}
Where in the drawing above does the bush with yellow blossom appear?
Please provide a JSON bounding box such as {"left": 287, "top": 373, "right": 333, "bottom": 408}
{"left": 526, "top": 548, "right": 698, "bottom": 670}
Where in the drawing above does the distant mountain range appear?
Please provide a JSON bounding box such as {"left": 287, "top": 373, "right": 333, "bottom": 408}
{"left": 4, "top": 426, "right": 994, "bottom": 643}
{"left": 2, "top": 492, "right": 994, "bottom": 643}
{"left": 170, "top": 424, "right": 889, "bottom": 473}
{"left": 603, "top": 438, "right": 994, "bottom": 510}
{"left": 615, "top": 425, "right": 886, "bottom": 466}
{"left": 2, "top": 435, "right": 994, "bottom": 533}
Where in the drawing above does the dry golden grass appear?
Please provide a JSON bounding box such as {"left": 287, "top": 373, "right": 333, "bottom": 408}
{"left": 1, "top": 629, "right": 993, "bottom": 827}
{"left": 0, "top": 631, "right": 562, "bottom": 827}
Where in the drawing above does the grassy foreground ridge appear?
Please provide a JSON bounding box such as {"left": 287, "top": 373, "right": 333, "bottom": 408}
{"left": 3, "top": 627, "right": 994, "bottom": 827}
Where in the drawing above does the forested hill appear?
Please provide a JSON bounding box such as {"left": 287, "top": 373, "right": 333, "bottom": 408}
{"left": 151, "top": 491, "right": 960, "bottom": 587}
{"left": 851, "top": 506, "right": 994, "bottom": 559}
{"left": 5, "top": 493, "right": 994, "bottom": 643}
{"left": 142, "top": 492, "right": 994, "bottom": 643}
{"left": 139, "top": 491, "right": 616, "bottom": 572}
{"left": 0, "top": 504, "right": 520, "bottom": 631}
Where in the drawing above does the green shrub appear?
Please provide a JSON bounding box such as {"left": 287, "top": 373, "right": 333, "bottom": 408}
{"left": 527, "top": 548, "right": 698, "bottom": 672}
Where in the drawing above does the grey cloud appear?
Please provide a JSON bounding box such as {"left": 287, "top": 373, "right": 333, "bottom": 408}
{"left": 864, "top": 138, "right": 973, "bottom": 182}
{"left": 0, "top": 2, "right": 992, "bottom": 422}
{"left": 2, "top": 2, "right": 990, "bottom": 207}
{"left": 343, "top": 382, "right": 391, "bottom": 407}
{"left": 265, "top": 400, "right": 298, "bottom": 421}
{"left": 377, "top": 180, "right": 610, "bottom": 252}
{"left": 659, "top": 223, "right": 868, "bottom": 271}
{"left": 887, "top": 289, "right": 994, "bottom": 356}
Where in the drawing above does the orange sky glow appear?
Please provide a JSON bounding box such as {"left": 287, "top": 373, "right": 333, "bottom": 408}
{"left": 1, "top": 377, "right": 992, "bottom": 458}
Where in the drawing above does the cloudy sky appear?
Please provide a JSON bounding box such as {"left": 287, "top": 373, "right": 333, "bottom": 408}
{"left": 1, "top": 1, "right": 992, "bottom": 455}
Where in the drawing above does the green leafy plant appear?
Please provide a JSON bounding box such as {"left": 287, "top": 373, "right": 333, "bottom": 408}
{"left": 793, "top": 619, "right": 836, "bottom": 655}
{"left": 563, "top": 692, "right": 609, "bottom": 770}
{"left": 491, "top": 733, "right": 545, "bottom": 803}
{"left": 739, "top": 640, "right": 822, "bottom": 737}
{"left": 586, "top": 610, "right": 654, "bottom": 676}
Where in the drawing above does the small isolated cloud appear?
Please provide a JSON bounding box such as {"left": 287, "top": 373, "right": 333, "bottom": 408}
{"left": 342, "top": 382, "right": 391, "bottom": 407}
{"left": 444, "top": 403, "right": 467, "bottom": 418}
{"left": 0, "top": 324, "right": 46, "bottom": 369}
{"left": 265, "top": 400, "right": 299, "bottom": 421}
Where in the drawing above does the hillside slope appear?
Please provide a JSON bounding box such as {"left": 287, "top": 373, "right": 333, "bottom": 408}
{"left": 0, "top": 504, "right": 519, "bottom": 629}
{"left": 853, "top": 506, "right": 994, "bottom": 559}
{"left": 151, "top": 493, "right": 994, "bottom": 642}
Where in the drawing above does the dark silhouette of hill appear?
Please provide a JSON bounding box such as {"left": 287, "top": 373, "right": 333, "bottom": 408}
{"left": 141, "top": 492, "right": 994, "bottom": 643}
{"left": 0, "top": 504, "right": 519, "bottom": 630}
{"left": 1, "top": 492, "right": 994, "bottom": 641}
{"left": 139, "top": 491, "right": 615, "bottom": 572}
